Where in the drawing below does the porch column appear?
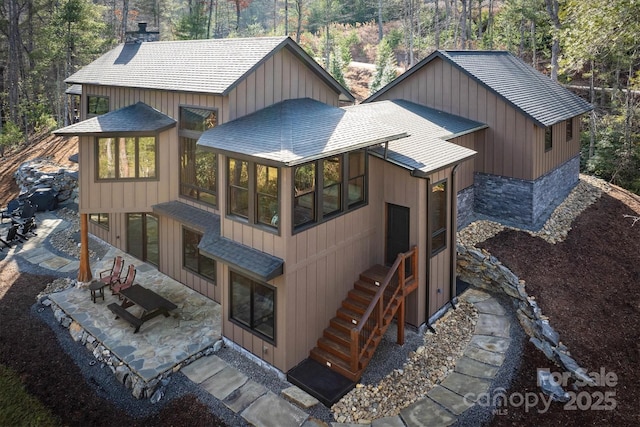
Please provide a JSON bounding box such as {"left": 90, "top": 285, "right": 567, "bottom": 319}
{"left": 78, "top": 213, "right": 93, "bottom": 282}
{"left": 397, "top": 297, "right": 405, "bottom": 346}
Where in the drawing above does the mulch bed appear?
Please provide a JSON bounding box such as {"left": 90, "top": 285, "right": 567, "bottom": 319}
{"left": 0, "top": 258, "right": 224, "bottom": 427}
{"left": 481, "top": 187, "right": 640, "bottom": 426}
{"left": 1, "top": 180, "right": 639, "bottom": 425}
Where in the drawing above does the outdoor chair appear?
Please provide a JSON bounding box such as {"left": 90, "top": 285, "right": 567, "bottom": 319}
{"left": 112, "top": 264, "right": 136, "bottom": 297}
{"left": 99, "top": 256, "right": 124, "bottom": 288}
{"left": 1, "top": 199, "right": 21, "bottom": 224}
{"left": 0, "top": 225, "right": 24, "bottom": 250}
{"left": 18, "top": 217, "right": 37, "bottom": 238}
{"left": 11, "top": 201, "right": 37, "bottom": 232}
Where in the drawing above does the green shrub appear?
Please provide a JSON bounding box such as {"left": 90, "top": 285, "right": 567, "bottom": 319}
{"left": 0, "top": 121, "right": 24, "bottom": 153}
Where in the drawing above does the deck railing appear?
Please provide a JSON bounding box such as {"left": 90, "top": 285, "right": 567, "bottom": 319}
{"left": 349, "top": 246, "right": 418, "bottom": 373}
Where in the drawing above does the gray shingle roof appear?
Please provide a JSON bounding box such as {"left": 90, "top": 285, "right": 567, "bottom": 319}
{"left": 65, "top": 84, "right": 82, "bottom": 95}
{"left": 65, "top": 37, "right": 353, "bottom": 101}
{"left": 197, "top": 98, "right": 407, "bottom": 166}
{"left": 54, "top": 102, "right": 176, "bottom": 136}
{"left": 152, "top": 201, "right": 283, "bottom": 282}
{"left": 366, "top": 50, "right": 592, "bottom": 127}
{"left": 347, "top": 100, "right": 481, "bottom": 174}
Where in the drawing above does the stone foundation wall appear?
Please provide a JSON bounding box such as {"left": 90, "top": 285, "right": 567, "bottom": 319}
{"left": 456, "top": 185, "right": 475, "bottom": 229}
{"left": 43, "top": 289, "right": 222, "bottom": 400}
{"left": 473, "top": 156, "right": 580, "bottom": 230}
{"left": 457, "top": 243, "right": 596, "bottom": 386}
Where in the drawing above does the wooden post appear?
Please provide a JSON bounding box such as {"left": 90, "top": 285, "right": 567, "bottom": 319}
{"left": 397, "top": 297, "right": 405, "bottom": 345}
{"left": 78, "top": 213, "right": 93, "bottom": 283}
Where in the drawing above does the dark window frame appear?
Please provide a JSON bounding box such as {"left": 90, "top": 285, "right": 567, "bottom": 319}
{"left": 544, "top": 126, "right": 553, "bottom": 152}
{"left": 229, "top": 271, "right": 276, "bottom": 343}
{"left": 179, "top": 106, "right": 219, "bottom": 207}
{"left": 89, "top": 213, "right": 109, "bottom": 229}
{"left": 431, "top": 180, "right": 447, "bottom": 256}
{"left": 565, "top": 118, "right": 573, "bottom": 141}
{"left": 126, "top": 213, "right": 159, "bottom": 267}
{"left": 182, "top": 227, "right": 216, "bottom": 283}
{"left": 227, "top": 157, "right": 280, "bottom": 233}
{"left": 87, "top": 95, "right": 109, "bottom": 117}
{"left": 95, "top": 135, "right": 159, "bottom": 181}
{"left": 293, "top": 150, "right": 368, "bottom": 233}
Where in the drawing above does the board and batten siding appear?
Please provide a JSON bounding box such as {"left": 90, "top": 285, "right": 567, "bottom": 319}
{"left": 373, "top": 57, "right": 581, "bottom": 182}
{"left": 534, "top": 116, "right": 581, "bottom": 178}
{"left": 427, "top": 167, "right": 456, "bottom": 318}
{"left": 226, "top": 47, "right": 341, "bottom": 121}
{"left": 448, "top": 132, "right": 480, "bottom": 190}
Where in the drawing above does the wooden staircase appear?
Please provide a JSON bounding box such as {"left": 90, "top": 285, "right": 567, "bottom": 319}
{"left": 309, "top": 247, "right": 418, "bottom": 382}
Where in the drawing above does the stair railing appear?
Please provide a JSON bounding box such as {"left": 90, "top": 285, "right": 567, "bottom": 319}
{"left": 349, "top": 246, "right": 418, "bottom": 373}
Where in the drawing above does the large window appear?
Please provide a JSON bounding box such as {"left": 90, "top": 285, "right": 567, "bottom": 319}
{"left": 431, "top": 181, "right": 447, "bottom": 255}
{"left": 230, "top": 271, "right": 275, "bottom": 341}
{"left": 87, "top": 96, "right": 109, "bottom": 117}
{"left": 89, "top": 213, "right": 109, "bottom": 229}
{"left": 96, "top": 136, "right": 157, "bottom": 180}
{"left": 228, "top": 159, "right": 250, "bottom": 218}
{"left": 179, "top": 107, "right": 218, "bottom": 206}
{"left": 127, "top": 213, "right": 159, "bottom": 266}
{"left": 228, "top": 158, "right": 279, "bottom": 230}
{"left": 293, "top": 150, "right": 367, "bottom": 231}
{"left": 322, "top": 156, "right": 342, "bottom": 216}
{"left": 183, "top": 228, "right": 216, "bottom": 282}
{"left": 545, "top": 127, "right": 553, "bottom": 151}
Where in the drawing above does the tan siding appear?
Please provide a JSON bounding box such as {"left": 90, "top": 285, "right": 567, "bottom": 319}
{"left": 427, "top": 167, "right": 454, "bottom": 317}
{"left": 534, "top": 116, "right": 581, "bottom": 178}
{"left": 449, "top": 133, "right": 477, "bottom": 190}
{"left": 372, "top": 61, "right": 583, "bottom": 181}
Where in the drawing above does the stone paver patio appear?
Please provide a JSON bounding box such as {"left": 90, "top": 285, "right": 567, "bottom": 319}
{"left": 47, "top": 247, "right": 222, "bottom": 395}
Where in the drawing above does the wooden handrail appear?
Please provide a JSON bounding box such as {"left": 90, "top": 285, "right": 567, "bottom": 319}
{"left": 349, "top": 246, "right": 418, "bottom": 372}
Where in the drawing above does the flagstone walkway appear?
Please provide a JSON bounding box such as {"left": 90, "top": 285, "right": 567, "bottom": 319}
{"left": 2, "top": 209, "right": 516, "bottom": 426}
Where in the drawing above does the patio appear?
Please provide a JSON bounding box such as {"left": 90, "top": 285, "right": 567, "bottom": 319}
{"left": 47, "top": 247, "right": 223, "bottom": 399}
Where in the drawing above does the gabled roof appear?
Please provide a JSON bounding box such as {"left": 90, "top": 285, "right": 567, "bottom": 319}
{"left": 197, "top": 98, "right": 407, "bottom": 166}
{"left": 65, "top": 36, "right": 354, "bottom": 102}
{"left": 348, "top": 100, "right": 480, "bottom": 174}
{"left": 152, "top": 201, "right": 283, "bottom": 281}
{"left": 54, "top": 102, "right": 176, "bottom": 136}
{"left": 366, "top": 50, "right": 592, "bottom": 127}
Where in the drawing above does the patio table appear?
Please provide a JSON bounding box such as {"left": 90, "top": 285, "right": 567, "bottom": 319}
{"left": 108, "top": 284, "right": 177, "bottom": 333}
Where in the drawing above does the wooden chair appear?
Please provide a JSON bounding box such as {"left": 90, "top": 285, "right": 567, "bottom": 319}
{"left": 112, "top": 264, "right": 136, "bottom": 296}
{"left": 99, "top": 256, "right": 124, "bottom": 288}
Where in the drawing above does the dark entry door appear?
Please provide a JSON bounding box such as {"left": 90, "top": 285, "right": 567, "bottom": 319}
{"left": 386, "top": 203, "right": 410, "bottom": 266}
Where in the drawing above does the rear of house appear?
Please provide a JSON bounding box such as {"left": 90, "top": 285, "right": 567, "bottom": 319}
{"left": 54, "top": 38, "right": 590, "bottom": 388}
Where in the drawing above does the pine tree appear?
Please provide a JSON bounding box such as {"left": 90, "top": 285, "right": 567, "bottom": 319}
{"left": 369, "top": 38, "right": 398, "bottom": 96}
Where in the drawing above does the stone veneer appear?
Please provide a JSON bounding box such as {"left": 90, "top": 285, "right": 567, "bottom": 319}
{"left": 473, "top": 156, "right": 580, "bottom": 230}
{"left": 456, "top": 243, "right": 596, "bottom": 387}
{"left": 456, "top": 185, "right": 475, "bottom": 229}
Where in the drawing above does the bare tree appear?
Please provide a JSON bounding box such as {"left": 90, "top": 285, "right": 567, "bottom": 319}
{"left": 544, "top": 0, "right": 560, "bottom": 81}
{"left": 378, "top": 0, "right": 383, "bottom": 42}
{"left": 434, "top": 0, "right": 440, "bottom": 49}
{"left": 293, "top": 0, "right": 303, "bottom": 42}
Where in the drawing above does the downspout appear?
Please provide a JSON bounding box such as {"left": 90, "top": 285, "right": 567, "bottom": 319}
{"left": 449, "top": 164, "right": 460, "bottom": 310}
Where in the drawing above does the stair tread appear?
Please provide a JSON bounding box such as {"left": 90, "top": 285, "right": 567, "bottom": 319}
{"left": 310, "top": 347, "right": 352, "bottom": 370}
{"left": 342, "top": 297, "right": 369, "bottom": 313}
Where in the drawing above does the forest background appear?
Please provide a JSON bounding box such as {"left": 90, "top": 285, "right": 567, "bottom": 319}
{"left": 1, "top": 0, "right": 639, "bottom": 193}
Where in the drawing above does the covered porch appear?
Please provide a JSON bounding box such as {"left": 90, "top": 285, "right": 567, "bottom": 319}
{"left": 47, "top": 247, "right": 222, "bottom": 399}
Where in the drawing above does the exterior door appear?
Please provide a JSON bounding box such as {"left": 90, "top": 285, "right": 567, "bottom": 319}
{"left": 127, "top": 213, "right": 159, "bottom": 267}
{"left": 386, "top": 203, "right": 410, "bottom": 266}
